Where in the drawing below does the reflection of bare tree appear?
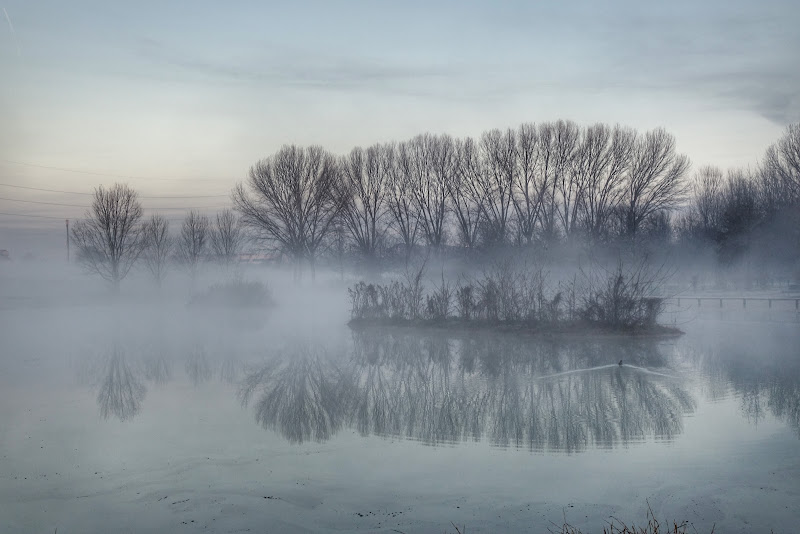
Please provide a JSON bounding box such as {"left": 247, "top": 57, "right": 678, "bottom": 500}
{"left": 97, "top": 350, "right": 146, "bottom": 421}
{"left": 219, "top": 355, "right": 242, "bottom": 384}
{"left": 690, "top": 334, "right": 800, "bottom": 438}
{"left": 142, "top": 352, "right": 172, "bottom": 385}
{"left": 185, "top": 346, "right": 212, "bottom": 385}
{"left": 239, "top": 331, "right": 695, "bottom": 451}
{"left": 238, "top": 350, "right": 351, "bottom": 444}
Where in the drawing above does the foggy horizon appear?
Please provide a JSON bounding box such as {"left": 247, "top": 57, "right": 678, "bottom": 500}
{"left": 2, "top": 2, "right": 799, "bottom": 533}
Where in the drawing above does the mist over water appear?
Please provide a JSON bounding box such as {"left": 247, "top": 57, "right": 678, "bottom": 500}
{"left": 1, "top": 259, "right": 798, "bottom": 533}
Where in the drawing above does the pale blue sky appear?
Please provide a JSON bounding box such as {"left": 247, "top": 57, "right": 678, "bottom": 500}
{"left": 1, "top": 0, "right": 799, "bottom": 253}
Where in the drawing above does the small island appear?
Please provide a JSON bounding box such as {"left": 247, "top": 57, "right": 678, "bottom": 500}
{"left": 348, "top": 260, "right": 683, "bottom": 337}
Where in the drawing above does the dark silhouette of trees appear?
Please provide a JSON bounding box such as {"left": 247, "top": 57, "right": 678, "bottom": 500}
{"left": 447, "top": 137, "right": 483, "bottom": 248}
{"left": 338, "top": 144, "right": 390, "bottom": 265}
{"left": 70, "top": 183, "right": 144, "bottom": 292}
{"left": 177, "top": 210, "right": 209, "bottom": 279}
{"left": 234, "top": 145, "right": 341, "bottom": 281}
{"left": 763, "top": 123, "right": 800, "bottom": 205}
{"left": 716, "top": 170, "right": 762, "bottom": 264}
{"left": 577, "top": 125, "right": 634, "bottom": 241}
{"left": 141, "top": 213, "right": 172, "bottom": 288}
{"left": 401, "top": 134, "right": 449, "bottom": 250}
{"left": 536, "top": 121, "right": 579, "bottom": 241}
{"left": 475, "top": 128, "right": 517, "bottom": 246}
{"left": 208, "top": 120, "right": 797, "bottom": 282}
{"left": 679, "top": 165, "right": 723, "bottom": 245}
{"left": 622, "top": 128, "right": 690, "bottom": 238}
{"left": 551, "top": 121, "right": 582, "bottom": 239}
{"left": 209, "top": 208, "right": 244, "bottom": 266}
{"left": 511, "top": 123, "right": 541, "bottom": 245}
{"left": 385, "top": 143, "right": 419, "bottom": 264}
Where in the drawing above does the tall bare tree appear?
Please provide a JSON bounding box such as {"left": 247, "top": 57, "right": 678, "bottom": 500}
{"left": 338, "top": 144, "right": 390, "bottom": 264}
{"left": 141, "top": 214, "right": 172, "bottom": 288}
{"left": 177, "top": 210, "right": 209, "bottom": 279}
{"left": 71, "top": 183, "right": 144, "bottom": 292}
{"left": 762, "top": 123, "right": 800, "bottom": 207}
{"left": 691, "top": 166, "right": 724, "bottom": 241}
{"left": 476, "top": 128, "right": 517, "bottom": 246}
{"left": 550, "top": 121, "right": 581, "bottom": 239}
{"left": 578, "top": 125, "right": 635, "bottom": 241}
{"left": 535, "top": 121, "right": 576, "bottom": 241}
{"left": 511, "top": 123, "right": 542, "bottom": 245}
{"left": 401, "top": 134, "right": 448, "bottom": 250}
{"left": 385, "top": 143, "right": 419, "bottom": 265}
{"left": 210, "top": 209, "right": 244, "bottom": 266}
{"left": 447, "top": 137, "right": 483, "bottom": 248}
{"left": 233, "top": 145, "right": 341, "bottom": 281}
{"left": 622, "top": 128, "right": 691, "bottom": 238}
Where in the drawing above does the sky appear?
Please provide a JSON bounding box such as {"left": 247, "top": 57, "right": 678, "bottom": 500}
{"left": 1, "top": 0, "right": 799, "bottom": 257}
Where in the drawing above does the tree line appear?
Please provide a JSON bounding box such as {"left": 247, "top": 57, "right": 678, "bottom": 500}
{"left": 70, "top": 186, "right": 244, "bottom": 290}
{"left": 234, "top": 121, "right": 692, "bottom": 278}
{"left": 235, "top": 120, "right": 799, "bottom": 281}
{"left": 71, "top": 121, "right": 800, "bottom": 288}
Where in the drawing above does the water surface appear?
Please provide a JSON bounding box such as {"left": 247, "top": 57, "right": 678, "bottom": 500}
{"left": 1, "top": 300, "right": 798, "bottom": 533}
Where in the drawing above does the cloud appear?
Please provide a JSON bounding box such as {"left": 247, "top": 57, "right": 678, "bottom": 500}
{"left": 136, "top": 38, "right": 462, "bottom": 98}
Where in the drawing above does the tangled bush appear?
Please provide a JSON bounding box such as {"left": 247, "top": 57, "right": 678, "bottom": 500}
{"left": 580, "top": 264, "right": 666, "bottom": 329}
{"left": 349, "top": 257, "right": 671, "bottom": 331}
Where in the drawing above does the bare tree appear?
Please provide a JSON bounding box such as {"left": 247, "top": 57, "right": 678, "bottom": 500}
{"left": 233, "top": 145, "right": 341, "bottom": 281}
{"left": 690, "top": 165, "right": 724, "bottom": 241}
{"left": 447, "top": 137, "right": 483, "bottom": 248}
{"left": 338, "top": 144, "right": 390, "bottom": 264}
{"left": 385, "top": 143, "right": 419, "bottom": 265}
{"left": 511, "top": 123, "right": 542, "bottom": 245}
{"left": 533, "top": 121, "right": 576, "bottom": 242}
{"left": 401, "top": 134, "right": 448, "bottom": 250}
{"left": 141, "top": 214, "right": 172, "bottom": 288}
{"left": 717, "top": 169, "right": 762, "bottom": 264}
{"left": 476, "top": 128, "right": 517, "bottom": 246}
{"left": 622, "top": 128, "right": 691, "bottom": 238}
{"left": 578, "top": 125, "right": 635, "bottom": 241}
{"left": 177, "top": 210, "right": 209, "bottom": 279}
{"left": 551, "top": 121, "right": 581, "bottom": 239}
{"left": 762, "top": 123, "right": 800, "bottom": 207}
{"left": 210, "top": 209, "right": 244, "bottom": 266}
{"left": 70, "top": 183, "right": 144, "bottom": 292}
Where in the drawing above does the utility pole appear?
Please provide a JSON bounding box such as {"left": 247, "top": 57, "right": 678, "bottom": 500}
{"left": 66, "top": 219, "right": 70, "bottom": 262}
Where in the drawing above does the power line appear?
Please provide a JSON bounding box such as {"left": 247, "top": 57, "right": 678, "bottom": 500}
{"left": 0, "top": 158, "right": 224, "bottom": 182}
{"left": 0, "top": 211, "right": 72, "bottom": 220}
{"left": 0, "top": 182, "right": 230, "bottom": 199}
{"left": 0, "top": 196, "right": 229, "bottom": 210}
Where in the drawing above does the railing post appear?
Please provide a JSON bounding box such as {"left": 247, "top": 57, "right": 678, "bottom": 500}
{"left": 743, "top": 298, "right": 746, "bottom": 308}
{"left": 719, "top": 298, "right": 722, "bottom": 308}
{"left": 698, "top": 298, "right": 701, "bottom": 307}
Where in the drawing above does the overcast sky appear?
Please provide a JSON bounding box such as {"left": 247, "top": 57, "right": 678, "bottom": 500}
{"left": 1, "top": 0, "right": 799, "bottom": 256}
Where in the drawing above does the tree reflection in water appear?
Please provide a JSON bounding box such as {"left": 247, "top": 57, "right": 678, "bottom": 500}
{"left": 239, "top": 330, "right": 696, "bottom": 451}
{"left": 185, "top": 345, "right": 212, "bottom": 385}
{"left": 96, "top": 349, "right": 146, "bottom": 421}
{"left": 239, "top": 353, "right": 351, "bottom": 443}
{"left": 689, "top": 331, "right": 800, "bottom": 438}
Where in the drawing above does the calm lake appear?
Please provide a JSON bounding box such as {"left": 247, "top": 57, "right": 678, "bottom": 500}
{"left": 1, "top": 295, "right": 798, "bottom": 533}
